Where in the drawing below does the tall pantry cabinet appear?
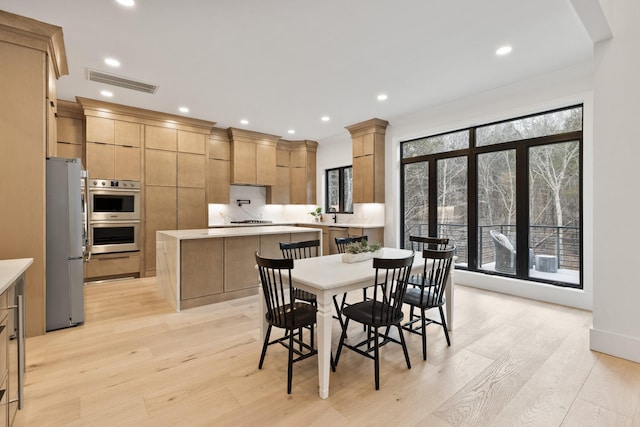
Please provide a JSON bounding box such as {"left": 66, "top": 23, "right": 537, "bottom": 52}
{"left": 0, "top": 11, "right": 68, "bottom": 338}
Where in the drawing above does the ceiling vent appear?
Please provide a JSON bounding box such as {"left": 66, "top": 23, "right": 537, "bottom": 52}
{"left": 87, "top": 69, "right": 159, "bottom": 94}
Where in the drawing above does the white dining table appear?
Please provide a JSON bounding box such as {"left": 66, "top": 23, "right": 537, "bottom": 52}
{"left": 257, "top": 247, "right": 455, "bottom": 399}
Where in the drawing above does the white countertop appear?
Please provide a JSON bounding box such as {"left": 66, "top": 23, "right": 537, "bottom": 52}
{"left": 208, "top": 221, "right": 384, "bottom": 229}
{"left": 158, "top": 225, "right": 322, "bottom": 240}
{"left": 0, "top": 258, "right": 33, "bottom": 294}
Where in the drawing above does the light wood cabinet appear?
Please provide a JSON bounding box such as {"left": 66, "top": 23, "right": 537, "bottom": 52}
{"left": 115, "top": 121, "right": 141, "bottom": 147}
{"left": 224, "top": 236, "right": 260, "bottom": 292}
{"left": 145, "top": 186, "right": 177, "bottom": 275}
{"left": 56, "top": 142, "right": 83, "bottom": 159}
{"left": 267, "top": 166, "right": 291, "bottom": 204}
{"left": 209, "top": 130, "right": 231, "bottom": 161}
{"left": 85, "top": 142, "right": 114, "bottom": 179}
{"left": 146, "top": 125, "right": 177, "bottom": 151}
{"left": 181, "top": 239, "right": 224, "bottom": 300}
{"left": 145, "top": 149, "right": 177, "bottom": 186}
{"left": 288, "top": 141, "right": 317, "bottom": 205}
{"left": 208, "top": 158, "right": 230, "bottom": 204}
{"left": 56, "top": 100, "right": 84, "bottom": 161}
{"left": 171, "top": 229, "right": 322, "bottom": 309}
{"left": 0, "top": 12, "right": 67, "bottom": 337}
{"left": 57, "top": 116, "right": 83, "bottom": 144}
{"left": 259, "top": 233, "right": 290, "bottom": 259}
{"left": 178, "top": 187, "right": 206, "bottom": 229}
{"left": 86, "top": 116, "right": 114, "bottom": 144}
{"left": 85, "top": 252, "right": 141, "bottom": 280}
{"left": 346, "top": 118, "right": 388, "bottom": 204}
{"left": 228, "top": 128, "right": 278, "bottom": 186}
{"left": 85, "top": 117, "right": 141, "bottom": 180}
{"left": 256, "top": 142, "right": 276, "bottom": 185}
{"left": 267, "top": 143, "right": 292, "bottom": 204}
{"left": 178, "top": 152, "right": 206, "bottom": 188}
{"left": 178, "top": 130, "right": 206, "bottom": 154}
{"left": 230, "top": 140, "right": 257, "bottom": 185}
{"left": 208, "top": 129, "right": 231, "bottom": 204}
{"left": 114, "top": 145, "right": 141, "bottom": 181}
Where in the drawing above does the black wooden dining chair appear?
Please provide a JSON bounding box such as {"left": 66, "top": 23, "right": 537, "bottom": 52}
{"left": 255, "top": 253, "right": 317, "bottom": 394}
{"left": 333, "top": 236, "right": 369, "bottom": 331}
{"left": 334, "top": 253, "right": 415, "bottom": 390}
{"left": 402, "top": 247, "right": 455, "bottom": 360}
{"left": 279, "top": 240, "right": 320, "bottom": 307}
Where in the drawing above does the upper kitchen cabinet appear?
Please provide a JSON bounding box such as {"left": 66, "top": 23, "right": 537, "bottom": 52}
{"left": 208, "top": 128, "right": 231, "bottom": 204}
{"left": 228, "top": 128, "right": 278, "bottom": 186}
{"left": 266, "top": 139, "right": 317, "bottom": 205}
{"left": 346, "top": 118, "right": 388, "bottom": 204}
{"left": 266, "top": 141, "right": 291, "bottom": 204}
{"left": 56, "top": 100, "right": 84, "bottom": 160}
{"left": 146, "top": 125, "right": 177, "bottom": 151}
{"left": 289, "top": 140, "right": 318, "bottom": 204}
{"left": 0, "top": 10, "right": 68, "bottom": 337}
{"left": 79, "top": 98, "right": 144, "bottom": 181}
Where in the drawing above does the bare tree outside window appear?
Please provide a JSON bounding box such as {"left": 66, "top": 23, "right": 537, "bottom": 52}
{"left": 401, "top": 105, "right": 582, "bottom": 288}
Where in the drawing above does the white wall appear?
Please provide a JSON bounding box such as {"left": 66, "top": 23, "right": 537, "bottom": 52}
{"left": 319, "top": 62, "right": 595, "bottom": 311}
{"left": 590, "top": 0, "right": 640, "bottom": 362}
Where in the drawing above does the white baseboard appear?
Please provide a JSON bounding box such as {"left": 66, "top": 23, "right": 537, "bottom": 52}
{"left": 590, "top": 328, "right": 640, "bottom": 363}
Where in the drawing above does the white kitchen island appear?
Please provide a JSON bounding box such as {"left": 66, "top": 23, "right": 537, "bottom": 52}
{"left": 156, "top": 226, "right": 322, "bottom": 311}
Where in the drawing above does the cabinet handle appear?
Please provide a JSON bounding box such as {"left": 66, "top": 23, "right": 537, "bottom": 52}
{"left": 8, "top": 295, "right": 24, "bottom": 409}
{"left": 99, "top": 256, "right": 130, "bottom": 261}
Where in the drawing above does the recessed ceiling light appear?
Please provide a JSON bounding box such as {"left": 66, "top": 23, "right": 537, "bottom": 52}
{"left": 179, "top": 107, "right": 189, "bottom": 113}
{"left": 288, "top": 129, "right": 295, "bottom": 135}
{"left": 496, "top": 45, "right": 512, "bottom": 56}
{"left": 377, "top": 94, "right": 388, "bottom": 101}
{"left": 104, "top": 58, "right": 120, "bottom": 67}
{"left": 321, "top": 116, "right": 330, "bottom": 122}
{"left": 240, "top": 119, "right": 249, "bottom": 125}
{"left": 116, "top": 0, "right": 135, "bottom": 7}
{"left": 100, "top": 90, "right": 113, "bottom": 97}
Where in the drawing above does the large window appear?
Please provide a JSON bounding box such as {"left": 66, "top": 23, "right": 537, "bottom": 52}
{"left": 401, "top": 105, "right": 582, "bottom": 288}
{"left": 326, "top": 166, "right": 353, "bottom": 213}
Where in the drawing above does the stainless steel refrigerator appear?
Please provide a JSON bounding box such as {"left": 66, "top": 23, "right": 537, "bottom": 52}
{"left": 46, "top": 157, "right": 85, "bottom": 331}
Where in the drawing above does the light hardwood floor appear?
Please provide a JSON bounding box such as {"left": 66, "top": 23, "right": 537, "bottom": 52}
{"left": 14, "top": 278, "right": 640, "bottom": 426}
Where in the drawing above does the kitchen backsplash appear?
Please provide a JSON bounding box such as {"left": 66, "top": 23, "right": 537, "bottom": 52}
{"left": 208, "top": 185, "right": 384, "bottom": 226}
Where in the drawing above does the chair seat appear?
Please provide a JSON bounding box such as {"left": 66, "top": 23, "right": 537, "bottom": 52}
{"left": 266, "top": 302, "right": 317, "bottom": 330}
{"left": 294, "top": 288, "right": 316, "bottom": 304}
{"left": 342, "top": 300, "right": 404, "bottom": 328}
{"left": 403, "top": 287, "right": 445, "bottom": 309}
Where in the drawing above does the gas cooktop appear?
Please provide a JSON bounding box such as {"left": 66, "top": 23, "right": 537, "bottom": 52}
{"left": 229, "top": 220, "right": 273, "bottom": 224}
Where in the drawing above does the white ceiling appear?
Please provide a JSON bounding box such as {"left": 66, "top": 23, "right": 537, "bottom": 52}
{"left": 1, "top": 0, "right": 593, "bottom": 142}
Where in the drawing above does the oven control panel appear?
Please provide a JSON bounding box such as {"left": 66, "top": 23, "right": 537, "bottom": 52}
{"left": 89, "top": 179, "right": 140, "bottom": 190}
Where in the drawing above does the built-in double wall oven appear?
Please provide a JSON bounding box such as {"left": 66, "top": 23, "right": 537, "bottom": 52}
{"left": 88, "top": 179, "right": 141, "bottom": 254}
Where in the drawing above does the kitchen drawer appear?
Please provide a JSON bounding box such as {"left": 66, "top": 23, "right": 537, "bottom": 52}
{"left": 85, "top": 253, "right": 141, "bottom": 279}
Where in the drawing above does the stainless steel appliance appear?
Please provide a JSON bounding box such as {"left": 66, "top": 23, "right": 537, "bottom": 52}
{"left": 88, "top": 179, "right": 140, "bottom": 222}
{"left": 89, "top": 221, "right": 140, "bottom": 254}
{"left": 46, "top": 157, "right": 86, "bottom": 331}
{"left": 88, "top": 178, "right": 141, "bottom": 254}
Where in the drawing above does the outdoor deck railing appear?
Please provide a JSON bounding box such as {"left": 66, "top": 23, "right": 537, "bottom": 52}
{"left": 405, "top": 223, "right": 580, "bottom": 271}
